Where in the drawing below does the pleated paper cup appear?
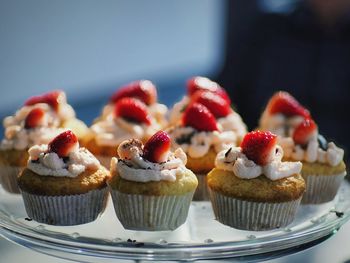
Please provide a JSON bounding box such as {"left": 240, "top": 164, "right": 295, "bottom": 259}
{"left": 193, "top": 173, "right": 209, "bottom": 201}
{"left": 21, "top": 187, "right": 109, "bottom": 225}
{"left": 209, "top": 188, "right": 302, "bottom": 231}
{"left": 109, "top": 190, "right": 194, "bottom": 231}
{"left": 301, "top": 172, "right": 346, "bottom": 204}
{"left": 0, "top": 165, "right": 22, "bottom": 194}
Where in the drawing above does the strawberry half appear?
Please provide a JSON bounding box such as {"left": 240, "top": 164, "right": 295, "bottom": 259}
{"left": 143, "top": 131, "right": 171, "bottom": 163}
{"left": 240, "top": 131, "right": 277, "bottom": 165}
{"left": 182, "top": 103, "right": 218, "bottom": 131}
{"left": 293, "top": 118, "right": 318, "bottom": 146}
{"left": 267, "top": 91, "right": 310, "bottom": 117}
{"left": 191, "top": 90, "right": 232, "bottom": 118}
{"left": 110, "top": 80, "right": 157, "bottom": 105}
{"left": 24, "top": 108, "right": 46, "bottom": 129}
{"left": 187, "top": 76, "right": 231, "bottom": 104}
{"left": 114, "top": 97, "right": 151, "bottom": 125}
{"left": 48, "top": 130, "right": 79, "bottom": 158}
{"left": 24, "top": 90, "right": 64, "bottom": 112}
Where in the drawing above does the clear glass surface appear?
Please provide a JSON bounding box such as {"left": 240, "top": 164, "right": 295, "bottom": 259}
{"left": 0, "top": 181, "right": 349, "bottom": 261}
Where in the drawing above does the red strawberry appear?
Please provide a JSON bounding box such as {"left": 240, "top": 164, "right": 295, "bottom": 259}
{"left": 240, "top": 131, "right": 277, "bottom": 165}
{"left": 182, "top": 103, "right": 218, "bottom": 131}
{"left": 191, "top": 90, "right": 232, "bottom": 118}
{"left": 143, "top": 131, "right": 171, "bottom": 163}
{"left": 24, "top": 90, "right": 64, "bottom": 112}
{"left": 110, "top": 80, "right": 157, "bottom": 105}
{"left": 48, "top": 130, "right": 79, "bottom": 158}
{"left": 267, "top": 91, "right": 310, "bottom": 117}
{"left": 24, "top": 108, "right": 46, "bottom": 129}
{"left": 187, "top": 76, "right": 231, "bottom": 104}
{"left": 114, "top": 98, "right": 151, "bottom": 125}
{"left": 293, "top": 118, "right": 318, "bottom": 146}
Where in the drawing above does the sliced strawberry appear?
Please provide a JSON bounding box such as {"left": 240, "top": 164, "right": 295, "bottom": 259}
{"left": 143, "top": 131, "right": 171, "bottom": 163}
{"left": 24, "top": 90, "right": 64, "bottom": 112}
{"left": 24, "top": 108, "right": 46, "bottom": 129}
{"left": 191, "top": 90, "right": 232, "bottom": 118}
{"left": 293, "top": 118, "right": 318, "bottom": 146}
{"left": 48, "top": 130, "right": 79, "bottom": 158}
{"left": 240, "top": 131, "right": 277, "bottom": 165}
{"left": 182, "top": 103, "right": 218, "bottom": 131}
{"left": 110, "top": 80, "right": 157, "bottom": 105}
{"left": 187, "top": 76, "right": 231, "bottom": 104}
{"left": 267, "top": 91, "right": 310, "bottom": 117}
{"left": 114, "top": 97, "right": 151, "bottom": 125}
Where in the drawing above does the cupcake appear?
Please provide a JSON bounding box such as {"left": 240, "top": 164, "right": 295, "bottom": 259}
{"left": 259, "top": 91, "right": 346, "bottom": 203}
{"left": 108, "top": 131, "right": 198, "bottom": 231}
{"left": 208, "top": 131, "right": 305, "bottom": 231}
{"left": 18, "top": 130, "right": 109, "bottom": 225}
{"left": 84, "top": 97, "right": 162, "bottom": 168}
{"left": 169, "top": 76, "right": 247, "bottom": 141}
{"left": 167, "top": 102, "right": 237, "bottom": 200}
{"left": 0, "top": 90, "right": 87, "bottom": 193}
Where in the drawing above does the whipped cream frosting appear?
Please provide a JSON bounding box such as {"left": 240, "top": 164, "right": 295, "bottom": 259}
{"left": 0, "top": 102, "right": 73, "bottom": 151}
{"left": 113, "top": 146, "right": 188, "bottom": 182}
{"left": 91, "top": 114, "right": 161, "bottom": 146}
{"left": 168, "top": 126, "right": 236, "bottom": 158}
{"left": 27, "top": 144, "right": 100, "bottom": 177}
{"left": 216, "top": 146, "right": 302, "bottom": 181}
{"left": 279, "top": 137, "right": 344, "bottom": 166}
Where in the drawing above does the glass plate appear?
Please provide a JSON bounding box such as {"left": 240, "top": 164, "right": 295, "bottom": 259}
{"left": 0, "top": 181, "right": 349, "bottom": 262}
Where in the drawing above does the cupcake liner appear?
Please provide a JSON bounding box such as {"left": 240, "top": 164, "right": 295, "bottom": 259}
{"left": 21, "top": 187, "right": 109, "bottom": 225}
{"left": 96, "top": 155, "right": 112, "bottom": 169}
{"left": 110, "top": 190, "right": 194, "bottom": 231}
{"left": 209, "top": 188, "right": 302, "bottom": 231}
{"left": 301, "top": 172, "right": 346, "bottom": 204}
{"left": 0, "top": 165, "right": 22, "bottom": 194}
{"left": 193, "top": 173, "right": 209, "bottom": 201}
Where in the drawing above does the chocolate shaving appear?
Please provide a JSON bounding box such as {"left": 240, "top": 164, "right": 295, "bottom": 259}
{"left": 224, "top": 147, "right": 232, "bottom": 157}
{"left": 25, "top": 217, "right": 32, "bottom": 221}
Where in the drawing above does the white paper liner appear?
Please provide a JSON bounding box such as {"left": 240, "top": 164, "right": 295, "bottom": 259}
{"left": 209, "top": 188, "right": 302, "bottom": 231}
{"left": 21, "top": 187, "right": 109, "bottom": 225}
{"left": 0, "top": 165, "right": 22, "bottom": 194}
{"left": 96, "top": 155, "right": 112, "bottom": 169}
{"left": 109, "top": 190, "right": 194, "bottom": 231}
{"left": 301, "top": 172, "right": 346, "bottom": 204}
{"left": 193, "top": 173, "right": 209, "bottom": 201}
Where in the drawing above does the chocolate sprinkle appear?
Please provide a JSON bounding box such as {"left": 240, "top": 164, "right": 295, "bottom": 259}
{"left": 225, "top": 147, "right": 232, "bottom": 157}
{"left": 25, "top": 217, "right": 32, "bottom": 221}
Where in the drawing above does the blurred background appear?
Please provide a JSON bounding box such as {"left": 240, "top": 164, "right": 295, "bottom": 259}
{"left": 1, "top": 0, "right": 350, "bottom": 262}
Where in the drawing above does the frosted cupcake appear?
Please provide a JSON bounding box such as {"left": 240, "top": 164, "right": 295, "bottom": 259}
{"left": 84, "top": 97, "right": 161, "bottom": 168}
{"left": 208, "top": 131, "right": 305, "bottom": 231}
{"left": 169, "top": 76, "right": 246, "bottom": 141}
{"left": 167, "top": 102, "right": 237, "bottom": 200}
{"left": 108, "top": 131, "right": 198, "bottom": 231}
{"left": 0, "top": 90, "right": 87, "bottom": 193}
{"left": 18, "top": 130, "right": 109, "bottom": 225}
{"left": 100, "top": 80, "right": 168, "bottom": 127}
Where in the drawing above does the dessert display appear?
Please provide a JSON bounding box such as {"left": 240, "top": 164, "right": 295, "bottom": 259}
{"left": 259, "top": 91, "right": 346, "bottom": 204}
{"left": 108, "top": 131, "right": 198, "bottom": 231}
{"left": 0, "top": 90, "right": 88, "bottom": 193}
{"left": 169, "top": 76, "right": 247, "bottom": 141}
{"left": 83, "top": 80, "right": 167, "bottom": 167}
{"left": 208, "top": 130, "right": 305, "bottom": 230}
{"left": 17, "top": 130, "right": 109, "bottom": 225}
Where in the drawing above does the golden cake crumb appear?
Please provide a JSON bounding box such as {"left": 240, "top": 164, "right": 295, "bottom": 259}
{"left": 0, "top": 149, "right": 29, "bottom": 167}
{"left": 186, "top": 147, "right": 217, "bottom": 174}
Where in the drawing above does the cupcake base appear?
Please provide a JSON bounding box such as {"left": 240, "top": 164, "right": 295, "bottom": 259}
{"left": 110, "top": 190, "right": 194, "bottom": 231}
{"left": 21, "top": 187, "right": 109, "bottom": 225}
{"left": 0, "top": 166, "right": 22, "bottom": 194}
{"left": 193, "top": 173, "right": 209, "bottom": 201}
{"left": 209, "top": 188, "right": 302, "bottom": 231}
{"left": 301, "top": 172, "right": 346, "bottom": 204}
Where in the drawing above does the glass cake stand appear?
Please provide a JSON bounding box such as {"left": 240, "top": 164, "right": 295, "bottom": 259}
{"left": 0, "top": 181, "right": 349, "bottom": 262}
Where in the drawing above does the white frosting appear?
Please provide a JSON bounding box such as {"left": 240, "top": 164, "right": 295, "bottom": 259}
{"left": 215, "top": 146, "right": 302, "bottom": 181}
{"left": 113, "top": 147, "right": 188, "bottom": 182}
{"left": 27, "top": 144, "right": 100, "bottom": 177}
{"left": 279, "top": 137, "right": 344, "bottom": 167}
{"left": 169, "top": 96, "right": 190, "bottom": 126}
{"left": 217, "top": 112, "right": 247, "bottom": 140}
{"left": 0, "top": 103, "right": 72, "bottom": 151}
{"left": 91, "top": 113, "right": 161, "bottom": 146}
{"left": 168, "top": 126, "right": 236, "bottom": 158}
